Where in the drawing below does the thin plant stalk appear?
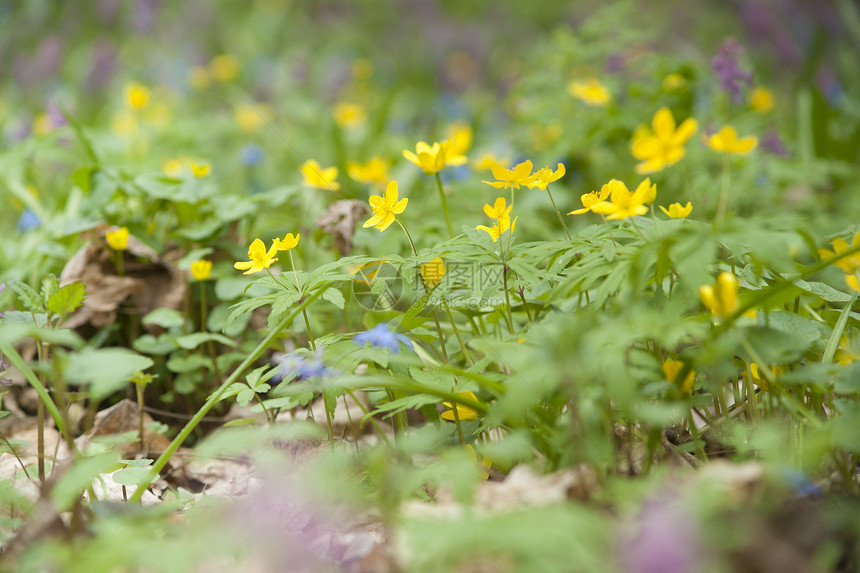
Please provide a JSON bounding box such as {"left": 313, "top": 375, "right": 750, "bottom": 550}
{"left": 545, "top": 185, "right": 572, "bottom": 240}
{"left": 434, "top": 172, "right": 455, "bottom": 238}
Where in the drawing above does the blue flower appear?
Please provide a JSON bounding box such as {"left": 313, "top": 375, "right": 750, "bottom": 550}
{"left": 353, "top": 323, "right": 413, "bottom": 353}
{"left": 273, "top": 351, "right": 337, "bottom": 383}
{"left": 17, "top": 210, "right": 40, "bottom": 232}
{"left": 240, "top": 144, "right": 264, "bottom": 166}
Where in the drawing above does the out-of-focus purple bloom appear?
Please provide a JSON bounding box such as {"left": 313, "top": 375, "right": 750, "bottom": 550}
{"left": 273, "top": 351, "right": 337, "bottom": 384}
{"left": 16, "top": 210, "right": 40, "bottom": 232}
{"left": 606, "top": 53, "right": 625, "bottom": 74}
{"left": 817, "top": 67, "right": 844, "bottom": 105}
{"left": 711, "top": 38, "right": 752, "bottom": 105}
{"left": 241, "top": 144, "right": 264, "bottom": 166}
{"left": 87, "top": 40, "right": 117, "bottom": 89}
{"left": 353, "top": 323, "right": 413, "bottom": 353}
{"left": 134, "top": 0, "right": 160, "bottom": 33}
{"left": 619, "top": 494, "right": 702, "bottom": 573}
{"left": 46, "top": 98, "right": 67, "bottom": 129}
{"left": 761, "top": 128, "right": 789, "bottom": 157}
{"left": 780, "top": 467, "right": 822, "bottom": 498}
{"left": 0, "top": 354, "right": 12, "bottom": 385}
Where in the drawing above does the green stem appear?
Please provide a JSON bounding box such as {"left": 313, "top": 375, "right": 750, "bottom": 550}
{"left": 545, "top": 185, "right": 572, "bottom": 240}
{"left": 443, "top": 302, "right": 474, "bottom": 366}
{"left": 716, "top": 153, "right": 731, "bottom": 224}
{"left": 129, "top": 286, "right": 330, "bottom": 501}
{"left": 435, "top": 172, "right": 455, "bottom": 238}
{"left": 395, "top": 216, "right": 418, "bottom": 256}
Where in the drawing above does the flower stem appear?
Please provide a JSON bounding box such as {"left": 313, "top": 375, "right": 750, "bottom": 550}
{"left": 545, "top": 185, "right": 572, "bottom": 240}
{"left": 716, "top": 153, "right": 731, "bottom": 224}
{"left": 435, "top": 172, "right": 455, "bottom": 238}
{"left": 129, "top": 286, "right": 330, "bottom": 502}
{"left": 288, "top": 251, "right": 316, "bottom": 352}
{"left": 600, "top": 215, "right": 617, "bottom": 246}
{"left": 395, "top": 217, "right": 418, "bottom": 256}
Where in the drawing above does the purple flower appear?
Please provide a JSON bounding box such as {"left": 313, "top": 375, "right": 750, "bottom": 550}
{"left": 619, "top": 493, "right": 702, "bottom": 573}
{"left": 761, "top": 128, "right": 789, "bottom": 157}
{"left": 240, "top": 144, "right": 264, "bottom": 166}
{"left": 711, "top": 38, "right": 752, "bottom": 105}
{"left": 353, "top": 323, "right": 413, "bottom": 353}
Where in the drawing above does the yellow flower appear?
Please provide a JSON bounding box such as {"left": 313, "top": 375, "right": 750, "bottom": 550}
{"left": 235, "top": 103, "right": 270, "bottom": 133}
{"left": 363, "top": 181, "right": 408, "bottom": 232}
{"left": 112, "top": 112, "right": 138, "bottom": 135}
{"left": 190, "top": 161, "right": 211, "bottom": 178}
{"left": 473, "top": 152, "right": 508, "bottom": 171}
{"left": 568, "top": 185, "right": 611, "bottom": 215}
{"left": 631, "top": 107, "right": 698, "bottom": 174}
{"left": 420, "top": 257, "right": 446, "bottom": 288}
{"left": 234, "top": 238, "right": 279, "bottom": 275}
{"left": 483, "top": 197, "right": 512, "bottom": 221}
{"left": 125, "top": 82, "right": 149, "bottom": 109}
{"left": 659, "top": 202, "right": 693, "bottom": 219}
{"left": 32, "top": 113, "right": 53, "bottom": 135}
{"left": 347, "top": 157, "right": 389, "bottom": 186}
{"left": 189, "top": 66, "right": 211, "bottom": 90}
{"left": 163, "top": 158, "right": 186, "bottom": 177}
{"left": 526, "top": 163, "right": 565, "bottom": 190}
{"left": 209, "top": 54, "right": 240, "bottom": 82}
{"left": 274, "top": 232, "right": 300, "bottom": 251}
{"left": 662, "top": 359, "right": 695, "bottom": 394}
{"left": 818, "top": 233, "right": 860, "bottom": 275}
{"left": 590, "top": 178, "right": 655, "bottom": 220}
{"left": 748, "top": 363, "right": 785, "bottom": 391}
{"left": 749, "top": 87, "right": 774, "bottom": 112}
{"left": 403, "top": 141, "right": 466, "bottom": 175}
{"left": 567, "top": 78, "right": 611, "bottom": 106}
{"left": 699, "top": 272, "right": 739, "bottom": 317}
{"left": 476, "top": 215, "right": 517, "bottom": 242}
{"left": 662, "top": 73, "right": 687, "bottom": 92}
{"left": 333, "top": 102, "right": 366, "bottom": 128}
{"left": 445, "top": 122, "right": 473, "bottom": 158}
{"left": 835, "top": 334, "right": 860, "bottom": 365}
{"left": 301, "top": 159, "right": 340, "bottom": 191}
{"left": 441, "top": 391, "right": 480, "bottom": 421}
{"left": 191, "top": 260, "right": 212, "bottom": 281}
{"left": 482, "top": 160, "right": 534, "bottom": 190}
{"left": 105, "top": 227, "right": 129, "bottom": 251}
{"left": 707, "top": 126, "right": 758, "bottom": 154}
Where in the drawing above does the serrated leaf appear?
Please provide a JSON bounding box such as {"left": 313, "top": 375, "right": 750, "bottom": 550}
{"left": 11, "top": 281, "right": 44, "bottom": 313}
{"left": 47, "top": 281, "right": 86, "bottom": 316}
{"left": 236, "top": 388, "right": 256, "bottom": 406}
{"left": 322, "top": 287, "right": 345, "bottom": 309}
{"left": 41, "top": 274, "right": 59, "bottom": 307}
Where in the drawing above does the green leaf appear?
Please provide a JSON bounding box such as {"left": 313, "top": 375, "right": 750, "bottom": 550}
{"left": 11, "top": 281, "right": 44, "bottom": 313}
{"left": 175, "top": 332, "right": 236, "bottom": 350}
{"left": 112, "top": 466, "right": 155, "bottom": 486}
{"left": 65, "top": 348, "right": 154, "bottom": 400}
{"left": 51, "top": 453, "right": 117, "bottom": 511}
{"left": 166, "top": 354, "right": 211, "bottom": 374}
{"left": 40, "top": 274, "right": 59, "bottom": 307}
{"left": 142, "top": 308, "right": 186, "bottom": 330}
{"left": 47, "top": 281, "right": 86, "bottom": 316}
{"left": 322, "top": 287, "right": 346, "bottom": 309}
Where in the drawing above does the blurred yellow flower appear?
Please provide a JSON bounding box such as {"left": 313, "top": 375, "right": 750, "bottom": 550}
{"left": 301, "top": 160, "right": 340, "bottom": 191}
{"left": 333, "top": 102, "right": 366, "bottom": 128}
{"left": 707, "top": 126, "right": 757, "bottom": 154}
{"left": 209, "top": 54, "right": 240, "bottom": 82}
{"left": 190, "top": 161, "right": 211, "bottom": 178}
{"left": 420, "top": 257, "right": 446, "bottom": 288}
{"left": 748, "top": 363, "right": 784, "bottom": 390}
{"left": 191, "top": 260, "right": 212, "bottom": 281}
{"left": 662, "top": 359, "right": 695, "bottom": 394}
{"left": 749, "top": 87, "right": 774, "bottom": 112}
{"left": 659, "top": 202, "right": 693, "bottom": 219}
{"left": 234, "top": 238, "right": 278, "bottom": 275}
{"left": 590, "top": 178, "right": 655, "bottom": 220}
{"left": 526, "top": 163, "right": 565, "bottom": 190}
{"left": 699, "top": 272, "right": 739, "bottom": 317}
{"left": 445, "top": 122, "right": 473, "bottom": 158}
{"left": 189, "top": 66, "right": 211, "bottom": 90}
{"left": 482, "top": 160, "right": 533, "bottom": 190}
{"left": 105, "top": 227, "right": 129, "bottom": 251}
{"left": 32, "top": 113, "right": 53, "bottom": 135}
{"left": 472, "top": 152, "right": 509, "bottom": 171}
{"left": 441, "top": 391, "right": 480, "bottom": 421}
{"left": 125, "top": 82, "right": 150, "bottom": 109}
{"left": 818, "top": 233, "right": 860, "bottom": 275}
{"left": 403, "top": 141, "right": 466, "bottom": 175}
{"left": 662, "top": 73, "right": 687, "bottom": 92}
{"left": 347, "top": 157, "right": 389, "bottom": 186}
{"left": 112, "top": 112, "right": 138, "bottom": 135}
{"left": 529, "top": 123, "right": 562, "bottom": 150}
{"left": 567, "top": 78, "right": 611, "bottom": 106}
{"left": 163, "top": 158, "right": 186, "bottom": 177}
{"left": 631, "top": 107, "right": 698, "bottom": 174}
{"left": 275, "top": 232, "right": 300, "bottom": 251}
{"left": 363, "top": 181, "right": 408, "bottom": 232}
{"left": 235, "top": 103, "right": 270, "bottom": 133}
